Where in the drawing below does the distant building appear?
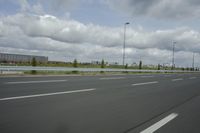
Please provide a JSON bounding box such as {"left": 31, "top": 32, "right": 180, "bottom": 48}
{"left": 0, "top": 53, "right": 48, "bottom": 63}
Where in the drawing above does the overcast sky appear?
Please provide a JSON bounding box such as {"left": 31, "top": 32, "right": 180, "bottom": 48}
{"left": 0, "top": 0, "right": 200, "bottom": 67}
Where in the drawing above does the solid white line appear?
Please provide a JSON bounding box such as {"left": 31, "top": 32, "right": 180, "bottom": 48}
{"left": 5, "top": 79, "right": 68, "bottom": 84}
{"left": 0, "top": 88, "right": 96, "bottom": 101}
{"left": 189, "top": 77, "right": 196, "bottom": 79}
{"left": 100, "top": 77, "right": 126, "bottom": 80}
{"left": 171, "top": 78, "right": 183, "bottom": 82}
{"left": 140, "top": 113, "right": 178, "bottom": 133}
{"left": 132, "top": 81, "right": 158, "bottom": 86}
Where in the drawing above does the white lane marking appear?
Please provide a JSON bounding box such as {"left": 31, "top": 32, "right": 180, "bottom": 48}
{"left": 0, "top": 88, "right": 96, "bottom": 101}
{"left": 140, "top": 76, "right": 154, "bottom": 78}
{"left": 100, "top": 77, "right": 126, "bottom": 80}
{"left": 140, "top": 113, "right": 178, "bottom": 133}
{"left": 5, "top": 80, "right": 68, "bottom": 84}
{"left": 164, "top": 75, "right": 171, "bottom": 77}
{"left": 132, "top": 81, "right": 158, "bottom": 86}
{"left": 171, "top": 78, "right": 183, "bottom": 82}
{"left": 189, "top": 77, "right": 196, "bottom": 79}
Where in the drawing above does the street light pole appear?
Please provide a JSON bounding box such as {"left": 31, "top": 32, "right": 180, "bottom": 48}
{"left": 192, "top": 52, "right": 195, "bottom": 70}
{"left": 123, "top": 22, "right": 130, "bottom": 67}
{"left": 172, "top": 41, "right": 176, "bottom": 70}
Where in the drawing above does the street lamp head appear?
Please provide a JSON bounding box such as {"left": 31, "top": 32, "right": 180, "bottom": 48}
{"left": 125, "top": 22, "right": 130, "bottom": 25}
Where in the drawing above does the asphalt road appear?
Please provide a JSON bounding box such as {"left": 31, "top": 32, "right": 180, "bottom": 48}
{"left": 0, "top": 73, "right": 200, "bottom": 133}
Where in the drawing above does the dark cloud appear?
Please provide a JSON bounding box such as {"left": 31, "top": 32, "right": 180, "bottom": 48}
{"left": 105, "top": 0, "right": 200, "bottom": 19}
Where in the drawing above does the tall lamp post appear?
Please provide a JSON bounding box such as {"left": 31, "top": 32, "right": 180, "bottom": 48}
{"left": 192, "top": 52, "right": 195, "bottom": 70}
{"left": 122, "top": 22, "right": 130, "bottom": 66}
{"left": 172, "top": 41, "right": 176, "bottom": 70}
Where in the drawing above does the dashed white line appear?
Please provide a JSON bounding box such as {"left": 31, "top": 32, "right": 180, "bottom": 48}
{"left": 5, "top": 79, "right": 68, "bottom": 84}
{"left": 171, "top": 78, "right": 183, "bottom": 82}
{"left": 99, "top": 77, "right": 126, "bottom": 80}
{"left": 0, "top": 88, "right": 96, "bottom": 101}
{"left": 164, "top": 75, "right": 171, "bottom": 77}
{"left": 132, "top": 81, "right": 158, "bottom": 86}
{"left": 140, "top": 76, "right": 154, "bottom": 78}
{"left": 140, "top": 113, "right": 178, "bottom": 133}
{"left": 189, "top": 77, "right": 197, "bottom": 79}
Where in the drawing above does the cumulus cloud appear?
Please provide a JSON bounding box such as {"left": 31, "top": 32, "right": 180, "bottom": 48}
{"left": 104, "top": 0, "right": 200, "bottom": 19}
{"left": 3, "top": 13, "right": 123, "bottom": 47}
{"left": 0, "top": 13, "right": 200, "bottom": 67}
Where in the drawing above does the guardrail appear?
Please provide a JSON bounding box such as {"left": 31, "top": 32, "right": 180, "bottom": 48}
{"left": 0, "top": 66, "right": 198, "bottom": 73}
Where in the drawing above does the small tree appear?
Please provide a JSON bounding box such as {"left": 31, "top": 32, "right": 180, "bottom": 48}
{"left": 158, "top": 64, "right": 160, "bottom": 70}
{"left": 31, "top": 57, "right": 37, "bottom": 66}
{"left": 31, "top": 57, "right": 37, "bottom": 74}
{"left": 139, "top": 60, "right": 142, "bottom": 69}
{"left": 101, "top": 59, "right": 105, "bottom": 68}
{"left": 125, "top": 63, "right": 128, "bottom": 69}
{"left": 73, "top": 59, "right": 78, "bottom": 68}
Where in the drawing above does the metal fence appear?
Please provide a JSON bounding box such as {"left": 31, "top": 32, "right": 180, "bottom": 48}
{"left": 0, "top": 66, "right": 198, "bottom": 73}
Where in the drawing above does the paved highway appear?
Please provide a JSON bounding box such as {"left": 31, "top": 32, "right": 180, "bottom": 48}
{"left": 0, "top": 73, "right": 200, "bottom": 133}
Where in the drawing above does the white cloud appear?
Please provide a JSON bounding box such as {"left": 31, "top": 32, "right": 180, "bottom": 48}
{"left": 0, "top": 13, "right": 200, "bottom": 67}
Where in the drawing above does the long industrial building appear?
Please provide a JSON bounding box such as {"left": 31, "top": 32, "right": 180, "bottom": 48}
{"left": 0, "top": 53, "right": 48, "bottom": 63}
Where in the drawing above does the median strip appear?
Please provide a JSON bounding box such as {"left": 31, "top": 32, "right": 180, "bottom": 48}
{"left": 5, "top": 79, "right": 68, "bottom": 84}
{"left": 132, "top": 81, "right": 158, "bottom": 86}
{"left": 171, "top": 78, "right": 183, "bottom": 82}
{"left": 140, "top": 113, "right": 178, "bottom": 133}
{"left": 0, "top": 88, "right": 96, "bottom": 101}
